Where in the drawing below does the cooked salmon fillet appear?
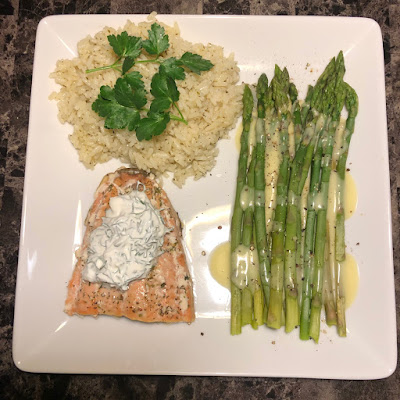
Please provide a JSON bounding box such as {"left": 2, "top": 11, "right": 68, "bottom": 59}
{"left": 65, "top": 168, "right": 195, "bottom": 323}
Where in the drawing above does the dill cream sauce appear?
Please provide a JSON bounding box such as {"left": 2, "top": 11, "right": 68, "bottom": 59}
{"left": 82, "top": 188, "right": 169, "bottom": 290}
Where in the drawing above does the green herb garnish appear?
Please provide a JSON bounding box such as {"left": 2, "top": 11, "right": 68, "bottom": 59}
{"left": 92, "top": 72, "right": 146, "bottom": 131}
{"left": 86, "top": 31, "right": 142, "bottom": 74}
{"left": 142, "top": 23, "right": 170, "bottom": 56}
{"left": 179, "top": 52, "right": 215, "bottom": 74}
{"left": 87, "top": 23, "right": 214, "bottom": 141}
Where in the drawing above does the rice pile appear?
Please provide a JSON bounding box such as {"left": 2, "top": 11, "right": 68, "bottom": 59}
{"left": 50, "top": 14, "right": 243, "bottom": 186}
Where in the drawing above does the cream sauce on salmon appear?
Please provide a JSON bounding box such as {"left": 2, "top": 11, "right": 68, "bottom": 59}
{"left": 83, "top": 187, "right": 169, "bottom": 290}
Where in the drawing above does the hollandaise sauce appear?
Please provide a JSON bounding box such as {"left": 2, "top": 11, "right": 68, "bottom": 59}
{"left": 209, "top": 242, "right": 231, "bottom": 289}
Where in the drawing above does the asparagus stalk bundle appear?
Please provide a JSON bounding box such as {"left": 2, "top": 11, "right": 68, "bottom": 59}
{"left": 266, "top": 66, "right": 293, "bottom": 330}
{"left": 240, "top": 156, "right": 264, "bottom": 329}
{"left": 229, "top": 52, "right": 358, "bottom": 342}
{"left": 296, "top": 63, "right": 336, "bottom": 337}
{"left": 230, "top": 83, "right": 265, "bottom": 334}
{"left": 308, "top": 53, "right": 347, "bottom": 343}
{"left": 282, "top": 69, "right": 343, "bottom": 333}
{"left": 284, "top": 97, "right": 323, "bottom": 332}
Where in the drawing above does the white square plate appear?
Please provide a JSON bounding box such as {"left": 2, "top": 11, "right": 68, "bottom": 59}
{"left": 13, "top": 14, "right": 396, "bottom": 378}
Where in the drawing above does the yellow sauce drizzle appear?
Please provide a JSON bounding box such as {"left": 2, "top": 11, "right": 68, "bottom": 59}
{"left": 209, "top": 242, "right": 231, "bottom": 289}
{"left": 240, "top": 186, "right": 255, "bottom": 210}
{"left": 340, "top": 253, "right": 359, "bottom": 309}
{"left": 344, "top": 172, "right": 357, "bottom": 220}
{"left": 235, "top": 122, "right": 242, "bottom": 151}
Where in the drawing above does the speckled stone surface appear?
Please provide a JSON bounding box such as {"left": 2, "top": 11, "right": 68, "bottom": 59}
{"left": 0, "top": 0, "right": 399, "bottom": 398}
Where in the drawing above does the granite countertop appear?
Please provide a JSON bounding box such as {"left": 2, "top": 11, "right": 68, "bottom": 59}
{"left": 1, "top": 0, "right": 399, "bottom": 398}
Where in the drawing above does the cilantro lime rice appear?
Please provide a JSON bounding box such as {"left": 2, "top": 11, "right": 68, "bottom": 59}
{"left": 49, "top": 13, "right": 242, "bottom": 186}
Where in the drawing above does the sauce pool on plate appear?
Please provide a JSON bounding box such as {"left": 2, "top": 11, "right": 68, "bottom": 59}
{"left": 209, "top": 242, "right": 231, "bottom": 289}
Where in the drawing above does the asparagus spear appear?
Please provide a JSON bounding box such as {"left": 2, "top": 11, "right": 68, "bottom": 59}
{"left": 292, "top": 101, "right": 302, "bottom": 153}
{"left": 309, "top": 52, "right": 347, "bottom": 343}
{"left": 254, "top": 74, "right": 272, "bottom": 310}
{"left": 324, "top": 221, "right": 337, "bottom": 326}
{"left": 300, "top": 85, "right": 313, "bottom": 127}
{"left": 293, "top": 91, "right": 310, "bottom": 286}
{"left": 283, "top": 146, "right": 303, "bottom": 331}
{"left": 241, "top": 157, "right": 256, "bottom": 327}
{"left": 230, "top": 85, "right": 254, "bottom": 335}
{"left": 335, "top": 83, "right": 359, "bottom": 337}
{"left": 288, "top": 83, "right": 299, "bottom": 159}
{"left": 251, "top": 228, "right": 265, "bottom": 328}
{"left": 266, "top": 66, "right": 292, "bottom": 329}
{"left": 231, "top": 83, "right": 265, "bottom": 332}
{"left": 283, "top": 76, "right": 342, "bottom": 333}
{"left": 335, "top": 84, "right": 359, "bottom": 261}
{"left": 320, "top": 71, "right": 349, "bottom": 331}
{"left": 239, "top": 153, "right": 265, "bottom": 329}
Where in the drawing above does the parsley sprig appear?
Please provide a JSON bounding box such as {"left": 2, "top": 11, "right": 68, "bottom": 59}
{"left": 87, "top": 23, "right": 214, "bottom": 141}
